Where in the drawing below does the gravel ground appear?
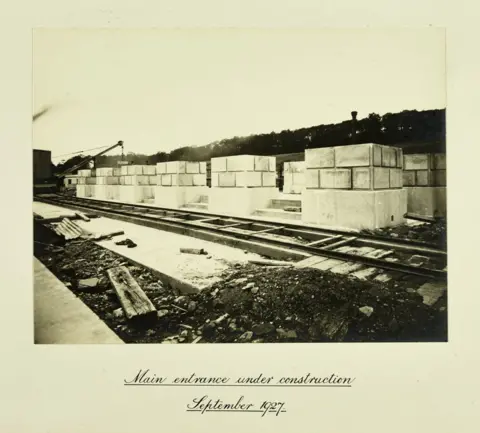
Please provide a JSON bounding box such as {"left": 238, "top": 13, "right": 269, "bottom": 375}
{"left": 35, "top": 237, "right": 447, "bottom": 344}
{"left": 361, "top": 218, "right": 447, "bottom": 247}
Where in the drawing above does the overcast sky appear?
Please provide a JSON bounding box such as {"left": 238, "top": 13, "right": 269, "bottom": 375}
{"left": 33, "top": 28, "right": 445, "bottom": 160}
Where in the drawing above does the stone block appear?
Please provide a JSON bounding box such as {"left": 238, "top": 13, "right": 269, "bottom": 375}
{"left": 120, "top": 165, "right": 129, "bottom": 176}
{"left": 254, "top": 156, "right": 270, "bottom": 171}
{"left": 416, "top": 170, "right": 430, "bottom": 186}
{"left": 211, "top": 173, "right": 219, "bottom": 187}
{"left": 106, "top": 176, "right": 120, "bottom": 185}
{"left": 306, "top": 169, "right": 320, "bottom": 188}
{"left": 284, "top": 161, "right": 305, "bottom": 173}
{"left": 211, "top": 157, "right": 227, "bottom": 172}
{"left": 199, "top": 162, "right": 207, "bottom": 174}
{"left": 403, "top": 171, "right": 415, "bottom": 186}
{"left": 77, "top": 177, "right": 86, "bottom": 185}
{"left": 335, "top": 144, "right": 371, "bottom": 167}
{"left": 404, "top": 154, "right": 429, "bottom": 170}
{"left": 218, "top": 172, "right": 236, "bottom": 187}
{"left": 319, "top": 168, "right": 352, "bottom": 189}
{"left": 283, "top": 173, "right": 293, "bottom": 187}
{"left": 156, "top": 162, "right": 167, "bottom": 174}
{"left": 268, "top": 157, "right": 276, "bottom": 172}
{"left": 118, "top": 186, "right": 144, "bottom": 203}
{"left": 373, "top": 167, "right": 390, "bottom": 189}
{"left": 227, "top": 155, "right": 255, "bottom": 172}
{"left": 136, "top": 175, "right": 150, "bottom": 185}
{"left": 381, "top": 147, "right": 397, "bottom": 167}
{"left": 236, "top": 172, "right": 262, "bottom": 187}
{"left": 129, "top": 165, "right": 144, "bottom": 175}
{"left": 86, "top": 177, "right": 96, "bottom": 185}
{"left": 262, "top": 172, "right": 276, "bottom": 187}
{"left": 434, "top": 153, "right": 446, "bottom": 170}
{"left": 78, "top": 169, "right": 91, "bottom": 177}
{"left": 372, "top": 145, "right": 382, "bottom": 166}
{"left": 124, "top": 176, "right": 133, "bottom": 186}
{"left": 396, "top": 149, "right": 403, "bottom": 168}
{"left": 292, "top": 172, "right": 305, "bottom": 186}
{"left": 186, "top": 162, "right": 200, "bottom": 174}
{"left": 161, "top": 175, "right": 172, "bottom": 186}
{"left": 389, "top": 168, "right": 403, "bottom": 188}
{"left": 166, "top": 161, "right": 186, "bottom": 174}
{"left": 305, "top": 147, "right": 335, "bottom": 169}
{"left": 209, "top": 187, "right": 279, "bottom": 216}
{"left": 144, "top": 166, "right": 156, "bottom": 175}
{"left": 192, "top": 174, "right": 206, "bottom": 186}
{"left": 113, "top": 168, "right": 122, "bottom": 176}
{"left": 96, "top": 177, "right": 106, "bottom": 185}
{"left": 178, "top": 174, "right": 194, "bottom": 186}
{"left": 405, "top": 186, "right": 446, "bottom": 217}
{"left": 352, "top": 167, "right": 372, "bottom": 189}
{"left": 148, "top": 175, "right": 158, "bottom": 185}
{"left": 302, "top": 189, "right": 407, "bottom": 230}
{"left": 433, "top": 169, "right": 446, "bottom": 186}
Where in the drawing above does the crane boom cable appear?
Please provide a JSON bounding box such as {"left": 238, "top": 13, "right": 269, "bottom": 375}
{"left": 52, "top": 145, "right": 112, "bottom": 159}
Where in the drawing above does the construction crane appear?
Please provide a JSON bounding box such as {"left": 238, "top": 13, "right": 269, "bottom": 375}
{"left": 56, "top": 140, "right": 125, "bottom": 178}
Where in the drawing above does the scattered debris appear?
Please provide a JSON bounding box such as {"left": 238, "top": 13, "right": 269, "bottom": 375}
{"left": 242, "top": 282, "right": 255, "bottom": 291}
{"left": 157, "top": 309, "right": 169, "bottom": 319}
{"left": 113, "top": 308, "right": 124, "bottom": 318}
{"left": 248, "top": 259, "right": 293, "bottom": 267}
{"left": 408, "top": 255, "right": 429, "bottom": 267}
{"left": 238, "top": 331, "right": 253, "bottom": 342}
{"left": 359, "top": 306, "right": 374, "bottom": 317}
{"left": 417, "top": 282, "right": 447, "bottom": 306}
{"left": 251, "top": 286, "right": 259, "bottom": 294}
{"left": 106, "top": 266, "right": 156, "bottom": 321}
{"left": 115, "top": 238, "right": 137, "bottom": 248}
{"left": 180, "top": 248, "right": 207, "bottom": 255}
{"left": 252, "top": 322, "right": 275, "bottom": 337}
{"left": 77, "top": 277, "right": 100, "bottom": 292}
{"left": 75, "top": 212, "right": 90, "bottom": 222}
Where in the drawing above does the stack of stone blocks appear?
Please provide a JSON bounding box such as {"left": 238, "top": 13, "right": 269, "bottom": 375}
{"left": 155, "top": 161, "right": 207, "bottom": 208}
{"left": 118, "top": 165, "right": 157, "bottom": 203}
{"left": 402, "top": 153, "right": 446, "bottom": 217}
{"left": 76, "top": 169, "right": 93, "bottom": 198}
{"left": 283, "top": 161, "right": 306, "bottom": 194}
{"left": 209, "top": 154, "right": 278, "bottom": 215}
{"left": 302, "top": 143, "right": 406, "bottom": 230}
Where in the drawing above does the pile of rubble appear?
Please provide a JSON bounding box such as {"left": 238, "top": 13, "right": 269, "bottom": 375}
{"left": 362, "top": 218, "right": 447, "bottom": 247}
{"left": 36, "top": 240, "right": 447, "bottom": 344}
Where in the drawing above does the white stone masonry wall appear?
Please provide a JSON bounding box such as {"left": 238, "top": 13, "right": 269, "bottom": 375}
{"left": 402, "top": 154, "right": 446, "bottom": 187}
{"left": 156, "top": 161, "right": 207, "bottom": 187}
{"left": 211, "top": 155, "right": 276, "bottom": 188}
{"left": 283, "top": 161, "right": 306, "bottom": 194}
{"left": 305, "top": 143, "right": 403, "bottom": 190}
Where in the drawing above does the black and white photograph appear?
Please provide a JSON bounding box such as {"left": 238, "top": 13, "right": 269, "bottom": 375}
{"left": 32, "top": 27, "right": 447, "bottom": 345}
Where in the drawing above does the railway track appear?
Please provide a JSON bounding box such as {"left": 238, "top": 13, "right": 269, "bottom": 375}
{"left": 34, "top": 194, "right": 447, "bottom": 281}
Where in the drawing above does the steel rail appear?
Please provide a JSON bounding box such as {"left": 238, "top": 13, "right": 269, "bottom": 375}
{"left": 37, "top": 194, "right": 446, "bottom": 253}
{"left": 35, "top": 195, "right": 447, "bottom": 280}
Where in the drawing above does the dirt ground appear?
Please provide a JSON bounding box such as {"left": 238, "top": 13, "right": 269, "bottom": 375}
{"left": 361, "top": 218, "right": 447, "bottom": 247}
{"left": 35, "top": 234, "right": 447, "bottom": 344}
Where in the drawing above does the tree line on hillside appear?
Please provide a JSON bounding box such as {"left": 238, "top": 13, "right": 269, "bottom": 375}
{"left": 54, "top": 108, "right": 445, "bottom": 173}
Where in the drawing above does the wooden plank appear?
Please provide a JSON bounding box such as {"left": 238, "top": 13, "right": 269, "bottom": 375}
{"left": 312, "top": 258, "right": 345, "bottom": 271}
{"left": 322, "top": 236, "right": 357, "bottom": 250}
{"left": 295, "top": 256, "right": 329, "bottom": 269}
{"left": 75, "top": 212, "right": 90, "bottom": 222}
{"left": 252, "top": 226, "right": 284, "bottom": 235}
{"left": 107, "top": 266, "right": 156, "bottom": 321}
{"left": 306, "top": 235, "right": 342, "bottom": 247}
{"left": 248, "top": 259, "right": 293, "bottom": 267}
